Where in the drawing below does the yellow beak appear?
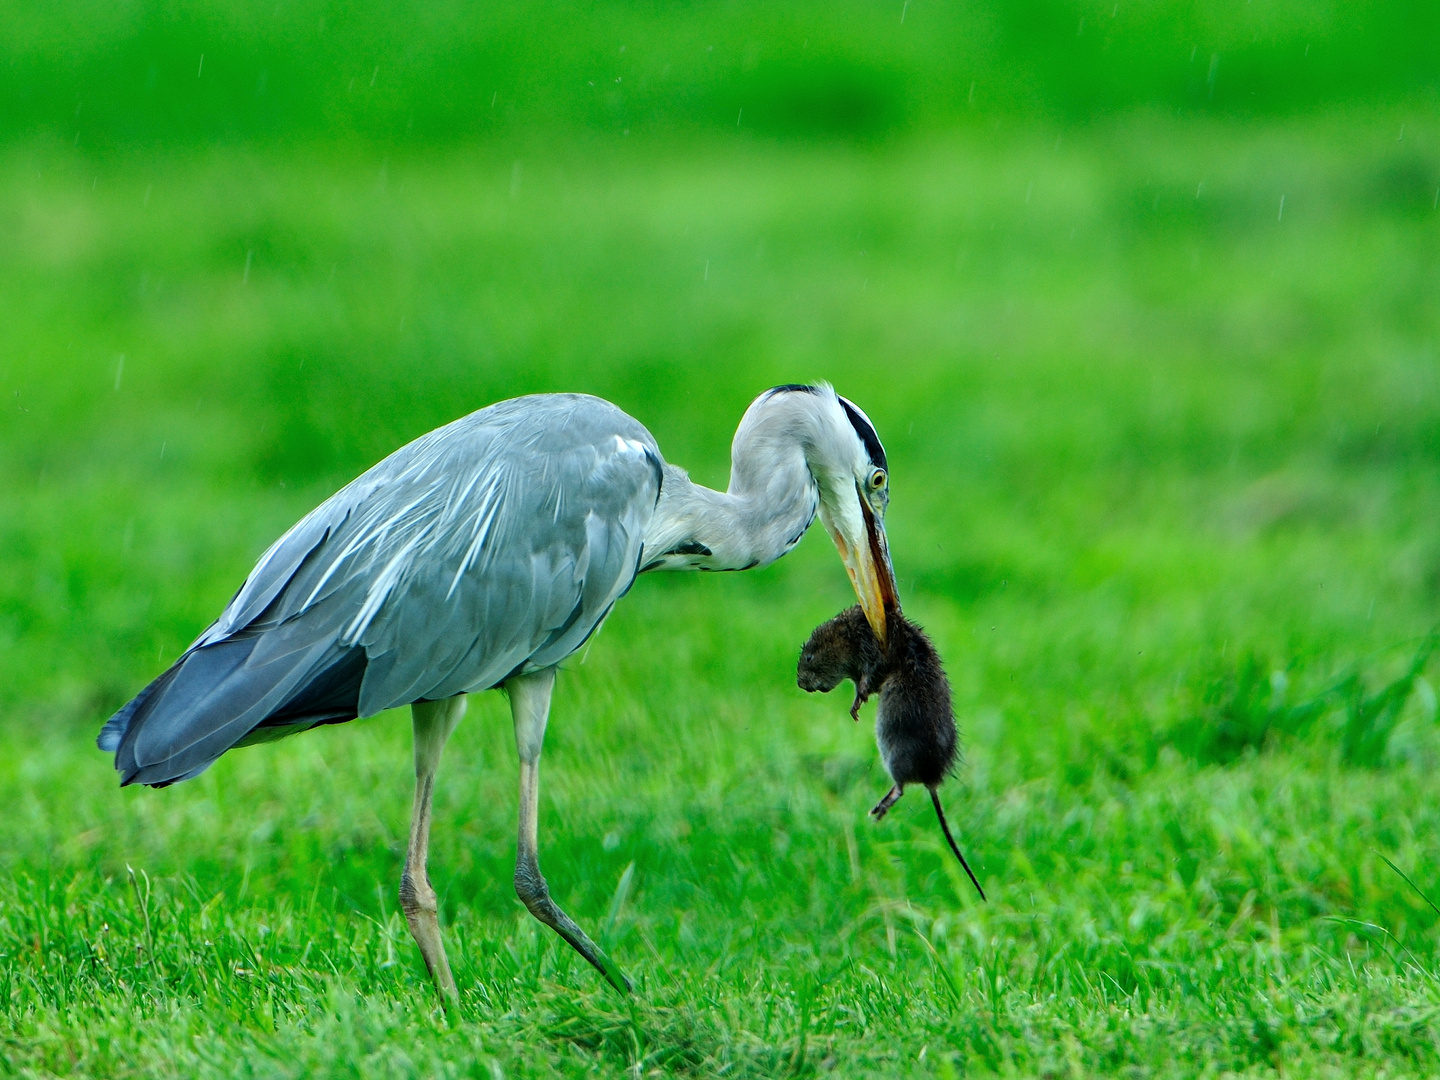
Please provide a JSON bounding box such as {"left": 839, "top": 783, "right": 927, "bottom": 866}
{"left": 824, "top": 487, "right": 899, "bottom": 647}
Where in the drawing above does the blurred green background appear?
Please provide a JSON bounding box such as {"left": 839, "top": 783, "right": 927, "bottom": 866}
{"left": 3, "top": 3, "right": 1440, "bottom": 1077}
{"left": 5, "top": 0, "right": 1440, "bottom": 144}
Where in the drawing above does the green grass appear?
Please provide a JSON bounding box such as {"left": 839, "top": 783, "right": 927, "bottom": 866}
{"left": 4, "top": 110, "right": 1440, "bottom": 1076}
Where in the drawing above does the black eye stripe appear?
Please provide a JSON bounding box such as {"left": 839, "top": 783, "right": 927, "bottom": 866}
{"left": 839, "top": 397, "right": 887, "bottom": 471}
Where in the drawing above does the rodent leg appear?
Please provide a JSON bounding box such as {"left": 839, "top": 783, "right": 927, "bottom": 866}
{"left": 870, "top": 784, "right": 902, "bottom": 819}
{"left": 849, "top": 674, "right": 873, "bottom": 720}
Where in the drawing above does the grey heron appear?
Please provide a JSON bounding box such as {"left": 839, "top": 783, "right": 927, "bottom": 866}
{"left": 100, "top": 384, "right": 897, "bottom": 1001}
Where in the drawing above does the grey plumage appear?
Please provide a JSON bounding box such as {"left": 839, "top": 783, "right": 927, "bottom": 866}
{"left": 101, "top": 394, "right": 662, "bottom": 787}
{"left": 99, "top": 383, "right": 900, "bottom": 998}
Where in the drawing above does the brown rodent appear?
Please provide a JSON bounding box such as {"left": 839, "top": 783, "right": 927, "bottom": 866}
{"left": 795, "top": 604, "right": 887, "bottom": 719}
{"left": 798, "top": 605, "right": 984, "bottom": 901}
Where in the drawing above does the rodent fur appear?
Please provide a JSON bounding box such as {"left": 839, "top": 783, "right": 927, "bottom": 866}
{"left": 797, "top": 605, "right": 956, "bottom": 788}
{"left": 797, "top": 605, "right": 985, "bottom": 901}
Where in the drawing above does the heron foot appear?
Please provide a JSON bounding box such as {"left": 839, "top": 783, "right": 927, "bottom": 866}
{"left": 515, "top": 858, "right": 632, "bottom": 994}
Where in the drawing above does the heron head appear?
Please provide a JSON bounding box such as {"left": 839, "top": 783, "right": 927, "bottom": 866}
{"left": 763, "top": 385, "right": 898, "bottom": 646}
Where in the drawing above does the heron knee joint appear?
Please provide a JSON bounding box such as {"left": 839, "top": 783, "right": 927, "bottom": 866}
{"left": 399, "top": 871, "right": 437, "bottom": 916}
{"left": 514, "top": 860, "right": 551, "bottom": 910}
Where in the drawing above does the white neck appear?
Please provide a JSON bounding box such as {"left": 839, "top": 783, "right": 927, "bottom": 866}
{"left": 642, "top": 392, "right": 831, "bottom": 573}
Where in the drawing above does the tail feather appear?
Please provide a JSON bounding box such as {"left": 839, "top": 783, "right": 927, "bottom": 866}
{"left": 100, "top": 635, "right": 367, "bottom": 788}
{"left": 129, "top": 636, "right": 262, "bottom": 770}
{"left": 98, "top": 661, "right": 182, "bottom": 753}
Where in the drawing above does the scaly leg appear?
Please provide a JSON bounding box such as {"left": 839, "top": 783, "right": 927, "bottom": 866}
{"left": 507, "top": 668, "right": 631, "bottom": 993}
{"left": 400, "top": 694, "right": 468, "bottom": 1007}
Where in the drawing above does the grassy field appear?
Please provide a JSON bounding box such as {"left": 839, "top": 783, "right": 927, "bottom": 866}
{"left": 4, "top": 110, "right": 1440, "bottom": 1076}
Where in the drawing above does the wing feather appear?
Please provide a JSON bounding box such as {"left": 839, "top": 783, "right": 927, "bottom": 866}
{"left": 107, "top": 394, "right": 663, "bottom": 786}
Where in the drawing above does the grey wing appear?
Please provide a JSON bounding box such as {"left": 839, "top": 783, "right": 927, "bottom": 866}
{"left": 101, "top": 394, "right": 663, "bottom": 786}
{"left": 340, "top": 402, "right": 663, "bottom": 711}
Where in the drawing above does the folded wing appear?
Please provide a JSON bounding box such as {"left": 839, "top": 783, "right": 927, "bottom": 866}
{"left": 100, "top": 394, "right": 663, "bottom": 786}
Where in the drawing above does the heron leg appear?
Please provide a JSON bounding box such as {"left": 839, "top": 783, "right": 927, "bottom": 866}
{"left": 507, "top": 668, "right": 631, "bottom": 994}
{"left": 400, "top": 694, "right": 467, "bottom": 1007}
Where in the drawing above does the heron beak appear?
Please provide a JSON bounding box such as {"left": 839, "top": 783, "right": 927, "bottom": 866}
{"left": 823, "top": 485, "right": 899, "bottom": 647}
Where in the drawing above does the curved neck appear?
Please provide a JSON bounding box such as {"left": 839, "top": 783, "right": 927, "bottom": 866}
{"left": 642, "top": 408, "right": 820, "bottom": 574}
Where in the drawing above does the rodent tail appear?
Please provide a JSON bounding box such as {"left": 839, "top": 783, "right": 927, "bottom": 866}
{"left": 929, "top": 787, "right": 986, "bottom": 902}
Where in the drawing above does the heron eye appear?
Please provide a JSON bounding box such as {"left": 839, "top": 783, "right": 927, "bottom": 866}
{"left": 869, "top": 469, "right": 887, "bottom": 490}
